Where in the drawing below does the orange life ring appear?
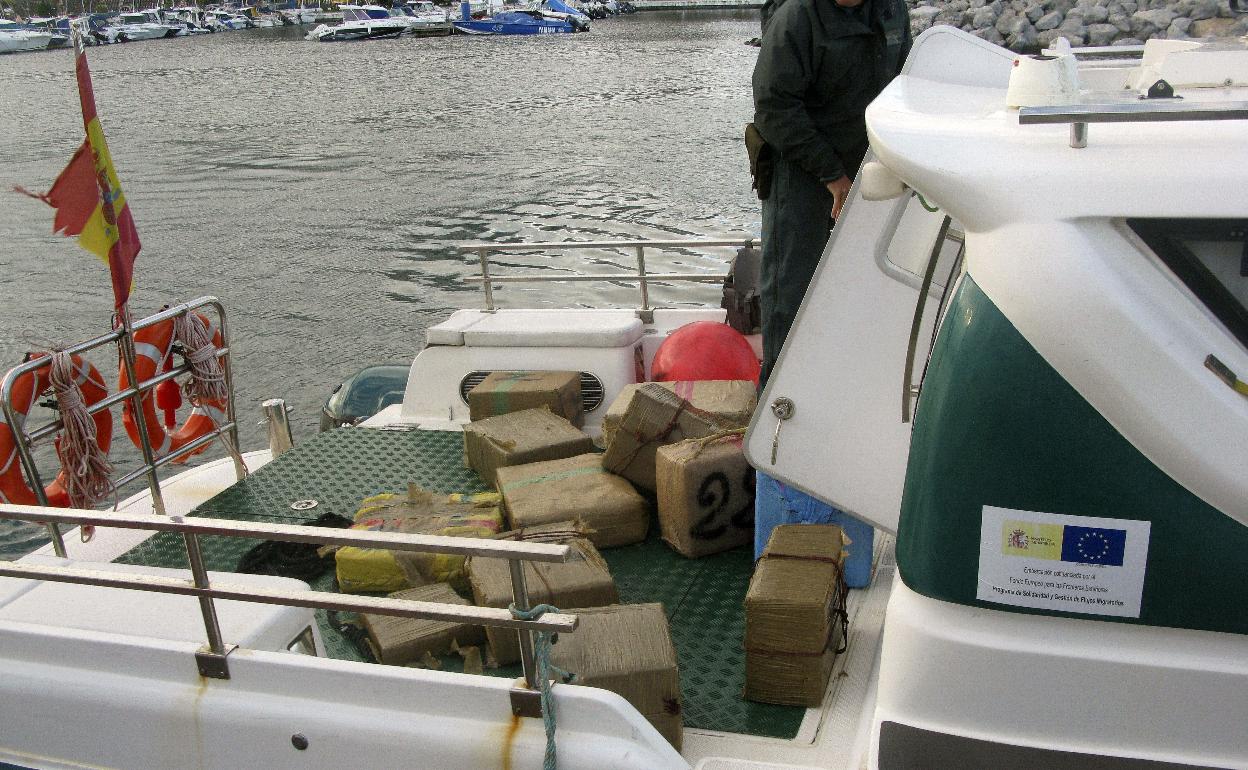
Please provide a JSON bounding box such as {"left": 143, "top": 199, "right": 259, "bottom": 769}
{"left": 0, "top": 354, "right": 113, "bottom": 507}
{"left": 119, "top": 314, "right": 226, "bottom": 464}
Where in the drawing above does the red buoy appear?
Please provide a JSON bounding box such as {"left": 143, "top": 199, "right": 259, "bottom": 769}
{"left": 651, "top": 321, "right": 760, "bottom": 385}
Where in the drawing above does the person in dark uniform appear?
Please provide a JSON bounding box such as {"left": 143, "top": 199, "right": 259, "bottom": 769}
{"left": 751, "top": 0, "right": 911, "bottom": 385}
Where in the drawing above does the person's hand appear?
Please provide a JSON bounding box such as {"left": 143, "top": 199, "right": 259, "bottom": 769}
{"left": 826, "top": 176, "right": 851, "bottom": 220}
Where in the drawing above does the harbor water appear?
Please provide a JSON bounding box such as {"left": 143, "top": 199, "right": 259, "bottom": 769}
{"left": 0, "top": 14, "right": 762, "bottom": 557}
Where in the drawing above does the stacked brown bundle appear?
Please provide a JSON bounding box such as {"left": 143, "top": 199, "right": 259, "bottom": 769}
{"left": 655, "top": 432, "right": 754, "bottom": 558}
{"left": 744, "top": 524, "right": 848, "bottom": 707}
{"left": 467, "top": 370, "right": 583, "bottom": 426}
{"left": 601, "top": 380, "right": 756, "bottom": 447}
{"left": 467, "top": 535, "right": 619, "bottom": 665}
{"left": 549, "top": 603, "right": 683, "bottom": 750}
{"left": 462, "top": 407, "right": 595, "bottom": 484}
{"left": 359, "top": 583, "right": 487, "bottom": 666}
{"left": 496, "top": 453, "right": 649, "bottom": 549}
{"left": 601, "top": 382, "right": 753, "bottom": 492}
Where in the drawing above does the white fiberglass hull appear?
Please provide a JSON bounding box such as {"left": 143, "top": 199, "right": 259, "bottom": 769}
{"left": 0, "top": 29, "right": 51, "bottom": 52}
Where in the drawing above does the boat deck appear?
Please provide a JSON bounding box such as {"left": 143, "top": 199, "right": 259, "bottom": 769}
{"left": 113, "top": 427, "right": 807, "bottom": 740}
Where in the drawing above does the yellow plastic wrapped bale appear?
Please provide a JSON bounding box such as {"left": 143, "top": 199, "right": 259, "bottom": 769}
{"left": 335, "top": 485, "right": 504, "bottom": 594}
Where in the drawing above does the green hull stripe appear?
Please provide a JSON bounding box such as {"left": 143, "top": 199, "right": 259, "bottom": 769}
{"left": 898, "top": 278, "right": 1247, "bottom": 635}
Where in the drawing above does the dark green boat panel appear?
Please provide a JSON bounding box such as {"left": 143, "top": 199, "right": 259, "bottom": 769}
{"left": 114, "top": 427, "right": 805, "bottom": 739}
{"left": 897, "top": 278, "right": 1248, "bottom": 635}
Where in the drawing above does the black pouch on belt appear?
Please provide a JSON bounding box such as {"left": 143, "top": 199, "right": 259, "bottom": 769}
{"left": 745, "top": 123, "right": 774, "bottom": 201}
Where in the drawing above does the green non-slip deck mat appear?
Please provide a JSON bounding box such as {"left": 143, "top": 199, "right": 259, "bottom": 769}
{"left": 112, "top": 427, "right": 803, "bottom": 739}
{"left": 603, "top": 530, "right": 805, "bottom": 740}
{"left": 112, "top": 428, "right": 489, "bottom": 663}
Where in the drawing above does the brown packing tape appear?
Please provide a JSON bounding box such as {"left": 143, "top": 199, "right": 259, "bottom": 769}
{"left": 655, "top": 434, "right": 754, "bottom": 559}
{"left": 602, "top": 383, "right": 730, "bottom": 491}
{"left": 468, "top": 537, "right": 618, "bottom": 665}
{"left": 462, "top": 407, "right": 596, "bottom": 484}
{"left": 497, "top": 453, "right": 649, "bottom": 549}
{"left": 359, "top": 583, "right": 487, "bottom": 666}
{"left": 548, "top": 603, "right": 683, "bottom": 751}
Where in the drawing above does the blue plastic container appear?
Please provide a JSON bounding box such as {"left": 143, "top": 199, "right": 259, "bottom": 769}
{"left": 754, "top": 471, "right": 875, "bottom": 588}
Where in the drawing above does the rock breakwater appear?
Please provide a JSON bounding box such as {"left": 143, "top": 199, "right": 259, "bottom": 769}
{"left": 907, "top": 0, "right": 1248, "bottom": 51}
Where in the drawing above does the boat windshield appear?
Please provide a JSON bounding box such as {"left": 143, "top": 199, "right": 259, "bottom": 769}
{"left": 1130, "top": 218, "right": 1248, "bottom": 350}
{"left": 342, "top": 8, "right": 370, "bottom": 21}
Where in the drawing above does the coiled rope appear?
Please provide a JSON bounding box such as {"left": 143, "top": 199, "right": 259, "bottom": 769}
{"left": 171, "top": 314, "right": 247, "bottom": 475}
{"left": 509, "top": 603, "right": 577, "bottom": 770}
{"left": 172, "top": 314, "right": 228, "bottom": 405}
{"left": 48, "top": 351, "right": 114, "bottom": 516}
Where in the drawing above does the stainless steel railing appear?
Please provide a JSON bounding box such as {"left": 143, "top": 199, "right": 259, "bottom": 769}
{"left": 1019, "top": 100, "right": 1248, "bottom": 149}
{"left": 0, "top": 298, "right": 244, "bottom": 556}
{"left": 458, "top": 237, "right": 759, "bottom": 314}
{"left": 0, "top": 503, "right": 577, "bottom": 713}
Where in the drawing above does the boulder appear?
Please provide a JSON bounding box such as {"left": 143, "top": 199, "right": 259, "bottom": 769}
{"left": 1035, "top": 10, "right": 1064, "bottom": 29}
{"left": 1086, "top": 21, "right": 1120, "bottom": 43}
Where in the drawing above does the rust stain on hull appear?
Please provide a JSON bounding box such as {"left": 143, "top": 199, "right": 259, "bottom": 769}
{"left": 501, "top": 713, "right": 522, "bottom": 770}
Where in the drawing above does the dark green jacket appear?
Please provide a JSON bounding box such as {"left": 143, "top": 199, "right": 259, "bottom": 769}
{"left": 752, "top": 0, "right": 911, "bottom": 183}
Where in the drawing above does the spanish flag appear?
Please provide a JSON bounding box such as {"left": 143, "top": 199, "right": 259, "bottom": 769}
{"left": 20, "top": 37, "right": 140, "bottom": 310}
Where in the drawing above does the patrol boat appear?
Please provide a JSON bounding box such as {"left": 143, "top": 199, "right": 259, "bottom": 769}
{"left": 0, "top": 25, "right": 1245, "bottom": 770}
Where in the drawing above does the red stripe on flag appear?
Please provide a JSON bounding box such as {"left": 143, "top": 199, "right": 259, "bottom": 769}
{"left": 39, "top": 141, "right": 98, "bottom": 237}
{"left": 75, "top": 50, "right": 98, "bottom": 129}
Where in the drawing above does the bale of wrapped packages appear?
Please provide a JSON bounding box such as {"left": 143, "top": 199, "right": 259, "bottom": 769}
{"left": 359, "top": 583, "right": 487, "bottom": 666}
{"left": 467, "top": 370, "right": 583, "bottom": 426}
{"left": 600, "top": 380, "right": 756, "bottom": 449}
{"left": 335, "top": 486, "right": 504, "bottom": 594}
{"left": 468, "top": 536, "right": 618, "bottom": 665}
{"left": 655, "top": 431, "right": 754, "bottom": 558}
{"left": 496, "top": 453, "right": 649, "bottom": 549}
{"left": 601, "top": 383, "right": 736, "bottom": 492}
{"left": 744, "top": 524, "right": 848, "bottom": 707}
{"left": 549, "top": 603, "right": 683, "bottom": 750}
{"left": 463, "top": 407, "right": 596, "bottom": 485}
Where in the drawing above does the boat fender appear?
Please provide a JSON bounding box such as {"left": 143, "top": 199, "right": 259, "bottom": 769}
{"left": 859, "top": 160, "right": 907, "bottom": 201}
{"left": 0, "top": 352, "right": 113, "bottom": 509}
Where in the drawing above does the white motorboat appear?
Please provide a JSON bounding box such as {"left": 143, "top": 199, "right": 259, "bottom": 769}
{"left": 112, "top": 10, "right": 184, "bottom": 41}
{"left": 0, "top": 26, "right": 1245, "bottom": 770}
{"left": 205, "top": 10, "right": 251, "bottom": 30}
{"left": 390, "top": 0, "right": 451, "bottom": 33}
{"left": 305, "top": 4, "right": 408, "bottom": 41}
{"left": 0, "top": 19, "right": 52, "bottom": 52}
{"left": 160, "top": 7, "right": 218, "bottom": 34}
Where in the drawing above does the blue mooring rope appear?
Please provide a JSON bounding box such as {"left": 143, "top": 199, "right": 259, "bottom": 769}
{"left": 510, "top": 603, "right": 576, "bottom": 770}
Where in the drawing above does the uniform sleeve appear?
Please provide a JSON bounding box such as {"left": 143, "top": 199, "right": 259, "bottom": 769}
{"left": 751, "top": 3, "right": 847, "bottom": 183}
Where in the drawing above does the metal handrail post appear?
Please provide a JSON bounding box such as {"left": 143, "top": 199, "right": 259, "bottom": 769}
{"left": 209, "top": 300, "right": 247, "bottom": 481}
{"left": 183, "top": 531, "right": 227, "bottom": 656}
{"left": 635, "top": 245, "right": 650, "bottom": 312}
{"left": 478, "top": 247, "right": 496, "bottom": 311}
{"left": 116, "top": 307, "right": 166, "bottom": 516}
{"left": 1, "top": 360, "right": 66, "bottom": 557}
{"left": 508, "top": 558, "right": 539, "bottom": 690}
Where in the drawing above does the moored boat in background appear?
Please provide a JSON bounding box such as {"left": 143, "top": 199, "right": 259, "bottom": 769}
{"left": 305, "top": 4, "right": 409, "bottom": 41}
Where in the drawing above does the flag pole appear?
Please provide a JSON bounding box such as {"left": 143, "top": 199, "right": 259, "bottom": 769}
{"left": 115, "top": 304, "right": 167, "bottom": 517}
{"left": 67, "top": 31, "right": 167, "bottom": 517}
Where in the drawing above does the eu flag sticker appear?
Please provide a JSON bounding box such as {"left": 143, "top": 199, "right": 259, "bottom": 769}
{"left": 1060, "top": 525, "right": 1127, "bottom": 566}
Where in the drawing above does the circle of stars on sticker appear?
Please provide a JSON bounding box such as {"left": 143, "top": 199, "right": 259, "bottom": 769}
{"left": 1076, "top": 531, "right": 1111, "bottom": 562}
